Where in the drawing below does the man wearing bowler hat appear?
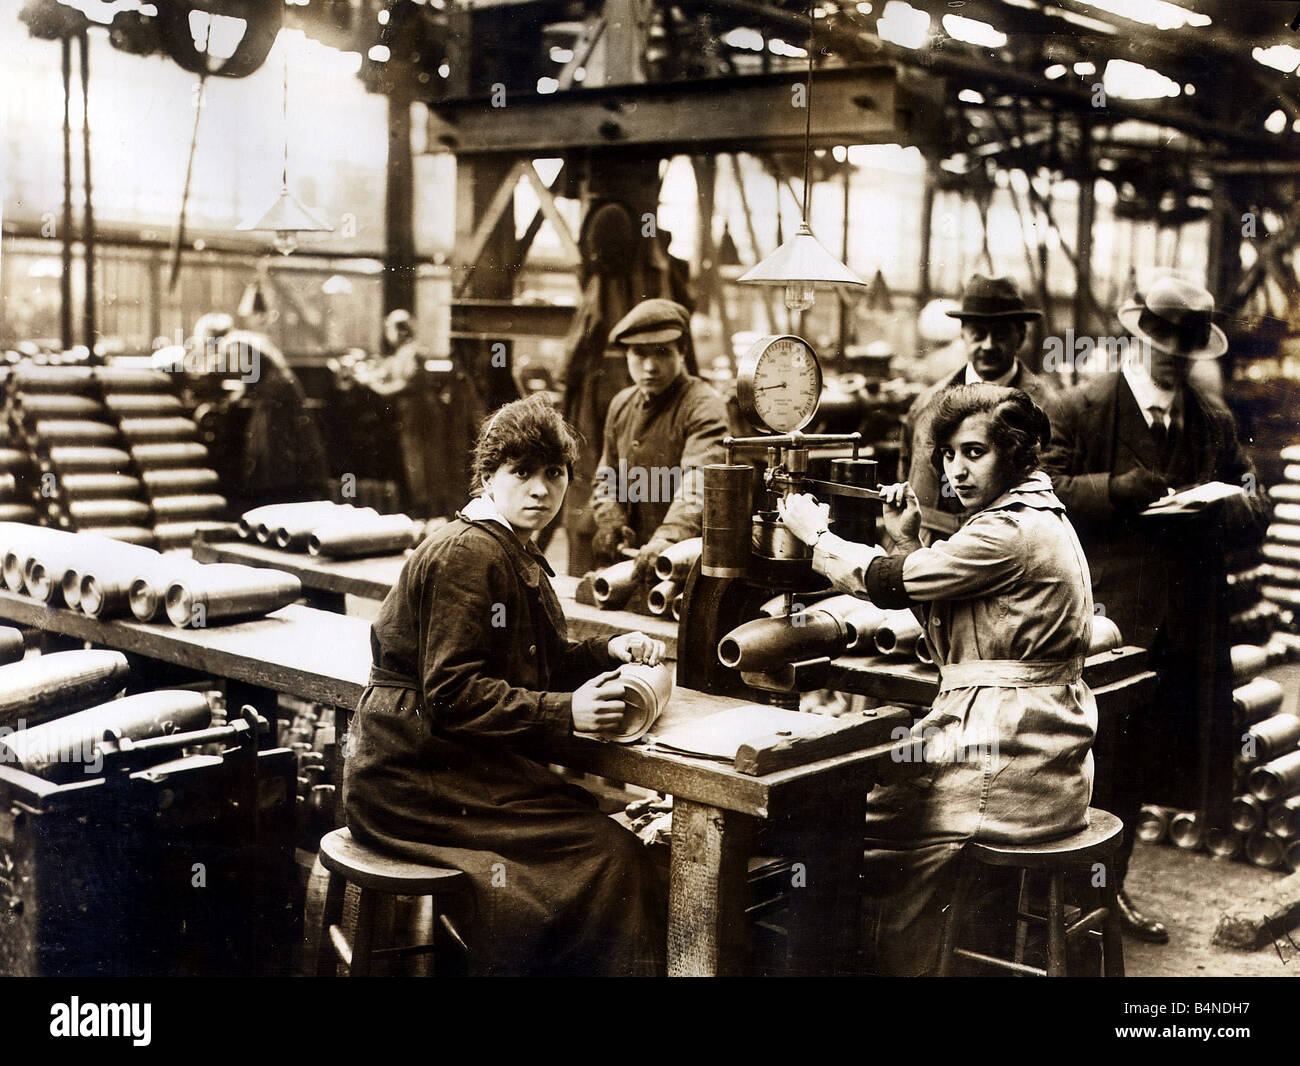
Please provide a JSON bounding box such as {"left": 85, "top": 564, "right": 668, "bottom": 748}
{"left": 1044, "top": 275, "right": 1271, "bottom": 943}
{"left": 900, "top": 274, "right": 1059, "bottom": 544}
{"left": 589, "top": 299, "right": 728, "bottom": 581}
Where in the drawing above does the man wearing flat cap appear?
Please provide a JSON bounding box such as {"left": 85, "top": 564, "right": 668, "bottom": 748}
{"left": 1044, "top": 276, "right": 1271, "bottom": 943}
{"left": 589, "top": 299, "right": 728, "bottom": 580}
{"left": 900, "top": 274, "right": 1059, "bottom": 543}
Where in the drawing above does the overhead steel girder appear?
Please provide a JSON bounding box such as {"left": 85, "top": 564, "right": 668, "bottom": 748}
{"left": 428, "top": 65, "right": 943, "bottom": 156}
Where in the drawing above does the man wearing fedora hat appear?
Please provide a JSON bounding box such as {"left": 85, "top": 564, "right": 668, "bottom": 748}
{"left": 1044, "top": 275, "right": 1270, "bottom": 942}
{"left": 589, "top": 299, "right": 728, "bottom": 581}
{"left": 899, "top": 274, "right": 1059, "bottom": 543}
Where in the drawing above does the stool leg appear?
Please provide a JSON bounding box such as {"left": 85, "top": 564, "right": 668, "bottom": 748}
{"left": 316, "top": 870, "right": 345, "bottom": 978}
{"left": 349, "top": 888, "right": 380, "bottom": 977}
{"left": 1047, "top": 872, "right": 1068, "bottom": 977}
{"left": 1013, "top": 871, "right": 1030, "bottom": 967}
{"left": 1100, "top": 864, "right": 1126, "bottom": 978}
{"left": 938, "top": 860, "right": 978, "bottom": 977}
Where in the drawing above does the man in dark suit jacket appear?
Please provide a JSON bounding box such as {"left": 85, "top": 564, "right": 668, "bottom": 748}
{"left": 1043, "top": 276, "right": 1270, "bottom": 942}
{"left": 900, "top": 274, "right": 1058, "bottom": 543}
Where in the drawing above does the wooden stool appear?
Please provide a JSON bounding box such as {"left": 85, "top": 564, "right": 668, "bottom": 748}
{"left": 938, "top": 808, "right": 1125, "bottom": 977}
{"left": 316, "top": 828, "right": 466, "bottom": 977}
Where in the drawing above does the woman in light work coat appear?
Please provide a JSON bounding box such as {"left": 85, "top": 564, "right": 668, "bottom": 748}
{"left": 343, "top": 395, "right": 667, "bottom": 976}
{"left": 780, "top": 383, "right": 1097, "bottom": 976}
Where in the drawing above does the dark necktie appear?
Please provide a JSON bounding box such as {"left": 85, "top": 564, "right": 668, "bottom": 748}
{"left": 1148, "top": 406, "right": 1168, "bottom": 462}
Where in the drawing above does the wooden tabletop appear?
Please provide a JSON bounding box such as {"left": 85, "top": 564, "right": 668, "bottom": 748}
{"left": 0, "top": 589, "right": 902, "bottom": 819}
{"left": 0, "top": 591, "right": 371, "bottom": 708}
{"left": 190, "top": 537, "right": 680, "bottom": 657}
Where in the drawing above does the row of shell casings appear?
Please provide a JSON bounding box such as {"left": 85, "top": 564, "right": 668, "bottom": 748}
{"left": 591, "top": 538, "right": 702, "bottom": 613}
{"left": 1261, "top": 494, "right": 1300, "bottom": 608}
{"left": 1229, "top": 635, "right": 1300, "bottom": 686}
{"left": 0, "top": 446, "right": 37, "bottom": 523}
{"left": 0, "top": 523, "right": 300, "bottom": 626}
{"left": 237, "top": 501, "right": 424, "bottom": 557}
{"left": 6, "top": 363, "right": 176, "bottom": 394}
{"left": 723, "top": 595, "right": 1126, "bottom": 670}
{"left": 1140, "top": 807, "right": 1300, "bottom": 871}
{"left": 0, "top": 647, "right": 214, "bottom": 781}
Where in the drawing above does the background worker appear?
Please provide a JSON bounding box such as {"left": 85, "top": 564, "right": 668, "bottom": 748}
{"left": 589, "top": 298, "right": 728, "bottom": 582}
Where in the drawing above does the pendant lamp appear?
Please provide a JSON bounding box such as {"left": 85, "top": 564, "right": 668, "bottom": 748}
{"left": 239, "top": 29, "right": 332, "bottom": 255}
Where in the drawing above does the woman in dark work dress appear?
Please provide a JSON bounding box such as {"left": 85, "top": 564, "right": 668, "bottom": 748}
{"left": 343, "top": 395, "right": 667, "bottom": 976}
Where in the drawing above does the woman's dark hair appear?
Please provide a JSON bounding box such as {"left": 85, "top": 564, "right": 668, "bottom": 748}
{"left": 927, "top": 383, "right": 1051, "bottom": 483}
{"left": 472, "top": 394, "right": 582, "bottom": 488}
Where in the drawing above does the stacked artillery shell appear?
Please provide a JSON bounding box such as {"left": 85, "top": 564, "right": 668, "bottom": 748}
{"left": 2, "top": 525, "right": 81, "bottom": 603}
{"left": 272, "top": 505, "right": 379, "bottom": 550}
{"left": 1206, "top": 827, "right": 1245, "bottom": 860}
{"left": 646, "top": 578, "right": 680, "bottom": 616}
{"left": 874, "top": 611, "right": 924, "bottom": 658}
{"left": 653, "top": 538, "right": 702, "bottom": 581}
{"left": 163, "top": 562, "right": 302, "bottom": 628}
{"left": 1135, "top": 805, "right": 1175, "bottom": 844}
{"left": 74, "top": 538, "right": 165, "bottom": 619}
{"left": 98, "top": 376, "right": 224, "bottom": 548}
{"left": 0, "top": 689, "right": 211, "bottom": 781}
{"left": 1237, "top": 710, "right": 1300, "bottom": 767}
{"left": 591, "top": 559, "right": 638, "bottom": 610}
{"left": 128, "top": 556, "right": 205, "bottom": 622}
{"left": 816, "top": 594, "right": 889, "bottom": 653}
{"left": 717, "top": 609, "right": 855, "bottom": 673}
{"left": 1168, "top": 811, "right": 1204, "bottom": 849}
{"left": 1231, "top": 794, "right": 1267, "bottom": 833}
{"left": 1248, "top": 749, "right": 1300, "bottom": 804}
{"left": 0, "top": 626, "right": 24, "bottom": 666}
{"left": 0, "top": 649, "right": 130, "bottom": 727}
{"left": 6, "top": 368, "right": 163, "bottom": 546}
{"left": 1263, "top": 457, "right": 1300, "bottom": 612}
{"left": 1268, "top": 795, "right": 1300, "bottom": 840}
{"left": 1088, "top": 615, "right": 1123, "bottom": 654}
{"left": 238, "top": 501, "right": 345, "bottom": 544}
{"left": 1234, "top": 677, "right": 1287, "bottom": 727}
{"left": 307, "top": 513, "right": 420, "bottom": 558}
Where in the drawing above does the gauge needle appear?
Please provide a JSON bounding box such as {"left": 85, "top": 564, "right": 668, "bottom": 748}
{"left": 755, "top": 385, "right": 787, "bottom": 391}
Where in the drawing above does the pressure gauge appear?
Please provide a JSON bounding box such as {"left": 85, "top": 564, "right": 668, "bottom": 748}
{"left": 736, "top": 334, "right": 823, "bottom": 434}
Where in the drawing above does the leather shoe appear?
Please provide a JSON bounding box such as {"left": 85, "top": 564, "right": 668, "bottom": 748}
{"left": 1116, "top": 889, "right": 1169, "bottom": 943}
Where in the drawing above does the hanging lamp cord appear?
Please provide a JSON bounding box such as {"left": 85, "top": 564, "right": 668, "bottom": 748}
{"left": 802, "top": 4, "right": 814, "bottom": 222}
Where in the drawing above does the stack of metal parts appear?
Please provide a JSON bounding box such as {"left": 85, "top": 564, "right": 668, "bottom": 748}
{"left": 1261, "top": 444, "right": 1300, "bottom": 621}
{"left": 99, "top": 366, "right": 226, "bottom": 550}
{"left": 0, "top": 521, "right": 302, "bottom": 627}
{"left": 278, "top": 698, "right": 338, "bottom": 851}
{"left": 237, "top": 500, "right": 424, "bottom": 558}
{"left": 1, "top": 362, "right": 226, "bottom": 550}
{"left": 1135, "top": 633, "right": 1300, "bottom": 873}
{"left": 0, "top": 638, "right": 297, "bottom": 976}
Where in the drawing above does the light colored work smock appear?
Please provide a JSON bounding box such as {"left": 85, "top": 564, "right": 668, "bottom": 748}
{"left": 813, "top": 471, "right": 1098, "bottom": 975}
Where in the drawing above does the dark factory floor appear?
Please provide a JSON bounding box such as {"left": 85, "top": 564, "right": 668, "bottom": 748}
{"left": 1123, "top": 657, "right": 1300, "bottom": 979}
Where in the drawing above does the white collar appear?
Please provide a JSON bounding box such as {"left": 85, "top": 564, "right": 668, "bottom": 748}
{"left": 462, "top": 493, "right": 516, "bottom": 533}
{"left": 1121, "top": 362, "right": 1177, "bottom": 426}
{"left": 963, "top": 359, "right": 1019, "bottom": 388}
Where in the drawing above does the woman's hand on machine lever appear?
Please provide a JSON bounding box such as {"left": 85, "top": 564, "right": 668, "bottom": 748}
{"left": 572, "top": 669, "right": 628, "bottom": 733}
{"left": 608, "top": 632, "right": 667, "bottom": 667}
{"left": 881, "top": 482, "right": 922, "bottom": 548}
{"left": 776, "top": 493, "right": 832, "bottom": 546}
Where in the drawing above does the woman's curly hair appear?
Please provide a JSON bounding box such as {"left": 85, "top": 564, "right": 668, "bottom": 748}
{"left": 927, "top": 383, "right": 1052, "bottom": 484}
{"left": 472, "top": 393, "right": 582, "bottom": 489}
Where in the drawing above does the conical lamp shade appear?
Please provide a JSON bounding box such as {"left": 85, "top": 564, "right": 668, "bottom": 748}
{"left": 239, "top": 187, "right": 334, "bottom": 235}
{"left": 738, "top": 222, "right": 865, "bottom": 287}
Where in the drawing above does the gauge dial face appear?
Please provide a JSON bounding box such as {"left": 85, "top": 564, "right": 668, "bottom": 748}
{"left": 737, "top": 335, "right": 822, "bottom": 434}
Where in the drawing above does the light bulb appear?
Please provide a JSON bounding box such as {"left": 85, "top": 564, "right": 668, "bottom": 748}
{"left": 273, "top": 231, "right": 298, "bottom": 256}
{"left": 784, "top": 281, "right": 816, "bottom": 312}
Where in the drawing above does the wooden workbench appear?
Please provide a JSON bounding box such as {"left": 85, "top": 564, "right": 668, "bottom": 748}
{"left": 190, "top": 536, "right": 680, "bottom": 657}
{"left": 0, "top": 590, "right": 899, "bottom": 975}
